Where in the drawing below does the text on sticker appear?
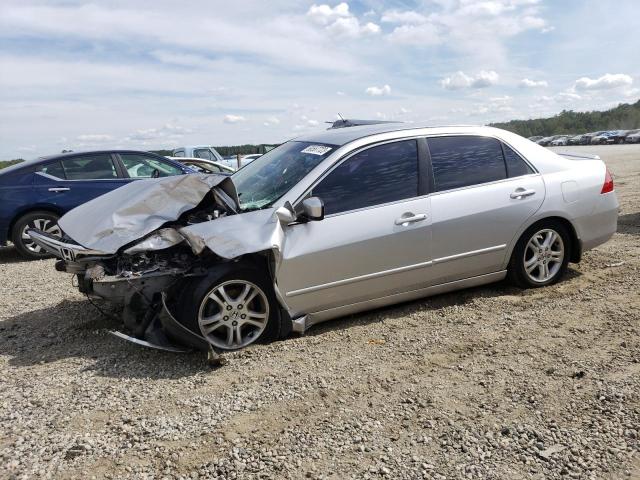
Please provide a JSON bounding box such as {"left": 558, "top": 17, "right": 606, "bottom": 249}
{"left": 301, "top": 145, "right": 332, "bottom": 156}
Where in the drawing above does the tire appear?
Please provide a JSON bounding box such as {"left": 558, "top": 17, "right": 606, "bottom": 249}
{"left": 175, "top": 262, "right": 281, "bottom": 351}
{"left": 507, "top": 220, "right": 571, "bottom": 289}
{"left": 11, "top": 211, "right": 61, "bottom": 259}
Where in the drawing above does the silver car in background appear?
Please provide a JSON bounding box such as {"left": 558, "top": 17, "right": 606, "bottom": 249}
{"left": 29, "top": 125, "right": 619, "bottom": 353}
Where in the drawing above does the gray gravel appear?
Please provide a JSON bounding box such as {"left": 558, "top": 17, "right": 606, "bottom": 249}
{"left": 1, "top": 144, "right": 639, "bottom": 479}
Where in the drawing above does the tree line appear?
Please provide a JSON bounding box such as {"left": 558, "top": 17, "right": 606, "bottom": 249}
{"left": 490, "top": 99, "right": 640, "bottom": 137}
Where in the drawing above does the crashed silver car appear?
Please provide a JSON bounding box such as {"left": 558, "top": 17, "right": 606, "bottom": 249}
{"left": 29, "top": 125, "right": 619, "bottom": 353}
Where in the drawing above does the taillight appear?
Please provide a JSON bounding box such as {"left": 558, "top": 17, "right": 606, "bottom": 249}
{"left": 601, "top": 168, "right": 614, "bottom": 194}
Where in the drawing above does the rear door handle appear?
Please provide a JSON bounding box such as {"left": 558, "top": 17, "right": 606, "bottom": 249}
{"left": 48, "top": 187, "right": 70, "bottom": 192}
{"left": 510, "top": 188, "right": 536, "bottom": 199}
{"left": 395, "top": 213, "right": 427, "bottom": 226}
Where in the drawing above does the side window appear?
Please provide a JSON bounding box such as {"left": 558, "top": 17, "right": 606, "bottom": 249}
{"left": 38, "top": 161, "right": 66, "bottom": 179}
{"left": 503, "top": 144, "right": 534, "bottom": 177}
{"left": 120, "top": 154, "right": 183, "bottom": 178}
{"left": 173, "top": 151, "right": 185, "bottom": 157}
{"left": 312, "top": 139, "right": 419, "bottom": 216}
{"left": 194, "top": 149, "right": 214, "bottom": 160}
{"left": 61, "top": 155, "right": 118, "bottom": 180}
{"left": 428, "top": 136, "right": 506, "bottom": 192}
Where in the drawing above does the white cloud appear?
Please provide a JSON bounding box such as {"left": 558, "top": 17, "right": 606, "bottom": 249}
{"left": 381, "top": 10, "right": 428, "bottom": 25}
{"left": 223, "top": 114, "right": 246, "bottom": 124}
{"left": 336, "top": 91, "right": 346, "bottom": 96}
{"left": 77, "top": 134, "right": 113, "bottom": 142}
{"left": 574, "top": 74, "right": 633, "bottom": 90}
{"left": 263, "top": 116, "right": 280, "bottom": 127}
{"left": 307, "top": 3, "right": 379, "bottom": 38}
{"left": 365, "top": 84, "right": 391, "bottom": 96}
{"left": 440, "top": 71, "right": 499, "bottom": 90}
{"left": 307, "top": 3, "right": 350, "bottom": 26}
{"left": 128, "top": 124, "right": 191, "bottom": 141}
{"left": 380, "top": 0, "right": 549, "bottom": 63}
{"left": 520, "top": 78, "right": 548, "bottom": 88}
{"left": 555, "top": 92, "right": 581, "bottom": 102}
{"left": 388, "top": 23, "right": 440, "bottom": 45}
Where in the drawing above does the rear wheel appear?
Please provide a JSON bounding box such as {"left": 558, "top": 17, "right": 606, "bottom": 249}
{"left": 176, "top": 264, "right": 281, "bottom": 350}
{"left": 508, "top": 221, "right": 571, "bottom": 288}
{"left": 11, "top": 211, "right": 61, "bottom": 259}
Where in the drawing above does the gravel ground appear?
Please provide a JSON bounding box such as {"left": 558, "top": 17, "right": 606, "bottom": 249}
{"left": 1, "top": 145, "right": 638, "bottom": 480}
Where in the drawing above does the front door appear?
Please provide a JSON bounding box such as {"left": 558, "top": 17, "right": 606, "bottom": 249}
{"left": 277, "top": 139, "right": 433, "bottom": 316}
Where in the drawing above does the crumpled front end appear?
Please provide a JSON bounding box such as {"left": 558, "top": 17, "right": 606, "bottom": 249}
{"left": 28, "top": 173, "right": 289, "bottom": 353}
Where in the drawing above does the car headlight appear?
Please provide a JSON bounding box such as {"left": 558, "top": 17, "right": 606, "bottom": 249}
{"left": 123, "top": 228, "right": 185, "bottom": 255}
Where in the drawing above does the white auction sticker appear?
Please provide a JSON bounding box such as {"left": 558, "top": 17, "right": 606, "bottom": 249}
{"left": 301, "top": 145, "right": 332, "bottom": 156}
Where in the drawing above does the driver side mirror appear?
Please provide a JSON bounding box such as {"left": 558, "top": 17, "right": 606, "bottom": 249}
{"left": 301, "top": 196, "right": 324, "bottom": 222}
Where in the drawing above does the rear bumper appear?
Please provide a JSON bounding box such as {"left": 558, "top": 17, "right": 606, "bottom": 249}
{"left": 576, "top": 191, "right": 619, "bottom": 251}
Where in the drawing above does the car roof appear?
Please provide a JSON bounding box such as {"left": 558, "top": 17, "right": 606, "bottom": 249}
{"left": 292, "top": 123, "right": 484, "bottom": 147}
{"left": 35, "top": 149, "right": 165, "bottom": 161}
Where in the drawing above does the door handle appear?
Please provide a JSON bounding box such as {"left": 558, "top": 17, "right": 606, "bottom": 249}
{"left": 48, "top": 187, "right": 70, "bottom": 192}
{"left": 510, "top": 188, "right": 535, "bottom": 199}
{"left": 395, "top": 213, "right": 427, "bottom": 226}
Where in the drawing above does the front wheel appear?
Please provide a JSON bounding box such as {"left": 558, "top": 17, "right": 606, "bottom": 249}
{"left": 11, "top": 211, "right": 61, "bottom": 259}
{"left": 508, "top": 221, "right": 571, "bottom": 288}
{"left": 176, "top": 264, "right": 281, "bottom": 350}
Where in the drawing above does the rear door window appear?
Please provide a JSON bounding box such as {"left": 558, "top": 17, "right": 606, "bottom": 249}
{"left": 60, "top": 155, "right": 118, "bottom": 180}
{"left": 427, "top": 136, "right": 506, "bottom": 192}
{"left": 119, "top": 154, "right": 183, "bottom": 178}
{"left": 37, "top": 161, "right": 66, "bottom": 179}
{"left": 312, "top": 139, "right": 419, "bottom": 215}
{"left": 503, "top": 144, "right": 534, "bottom": 177}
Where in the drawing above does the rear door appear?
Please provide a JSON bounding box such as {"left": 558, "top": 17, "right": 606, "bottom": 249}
{"left": 32, "top": 153, "right": 131, "bottom": 213}
{"left": 427, "top": 136, "right": 545, "bottom": 285}
{"left": 277, "top": 139, "right": 433, "bottom": 316}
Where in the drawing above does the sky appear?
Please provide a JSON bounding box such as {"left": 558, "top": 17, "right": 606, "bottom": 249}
{"left": 1, "top": 0, "right": 639, "bottom": 158}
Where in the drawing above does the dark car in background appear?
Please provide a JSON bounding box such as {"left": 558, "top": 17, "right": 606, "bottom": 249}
{"left": 0, "top": 150, "right": 193, "bottom": 259}
{"left": 625, "top": 130, "right": 640, "bottom": 143}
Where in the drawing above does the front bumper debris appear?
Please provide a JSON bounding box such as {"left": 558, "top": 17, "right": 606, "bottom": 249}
{"left": 107, "top": 294, "right": 226, "bottom": 366}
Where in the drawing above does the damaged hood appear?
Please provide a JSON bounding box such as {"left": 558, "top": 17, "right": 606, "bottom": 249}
{"left": 58, "top": 173, "right": 238, "bottom": 253}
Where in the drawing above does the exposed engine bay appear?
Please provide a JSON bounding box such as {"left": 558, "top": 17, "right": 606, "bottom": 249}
{"left": 27, "top": 173, "right": 291, "bottom": 358}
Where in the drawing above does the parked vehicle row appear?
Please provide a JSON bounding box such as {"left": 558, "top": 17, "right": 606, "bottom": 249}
{"left": 528, "top": 129, "right": 640, "bottom": 146}
{"left": 28, "top": 124, "right": 618, "bottom": 353}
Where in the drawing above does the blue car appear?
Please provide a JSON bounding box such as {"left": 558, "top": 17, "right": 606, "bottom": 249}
{"left": 0, "top": 150, "right": 194, "bottom": 259}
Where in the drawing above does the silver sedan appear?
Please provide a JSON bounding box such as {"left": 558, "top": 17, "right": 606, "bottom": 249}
{"left": 30, "top": 125, "right": 619, "bottom": 353}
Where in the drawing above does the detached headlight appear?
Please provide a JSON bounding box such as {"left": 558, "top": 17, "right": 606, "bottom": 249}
{"left": 123, "top": 228, "right": 184, "bottom": 255}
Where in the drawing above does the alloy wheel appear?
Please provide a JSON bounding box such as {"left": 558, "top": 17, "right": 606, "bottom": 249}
{"left": 21, "top": 218, "right": 62, "bottom": 254}
{"left": 197, "top": 280, "right": 269, "bottom": 350}
{"left": 523, "top": 228, "right": 565, "bottom": 283}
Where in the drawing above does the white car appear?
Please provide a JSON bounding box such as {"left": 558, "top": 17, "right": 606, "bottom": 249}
{"left": 550, "top": 135, "right": 570, "bottom": 146}
{"left": 168, "top": 157, "right": 235, "bottom": 174}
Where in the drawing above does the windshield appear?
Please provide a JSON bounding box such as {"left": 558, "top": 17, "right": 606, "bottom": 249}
{"left": 232, "top": 141, "right": 336, "bottom": 211}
